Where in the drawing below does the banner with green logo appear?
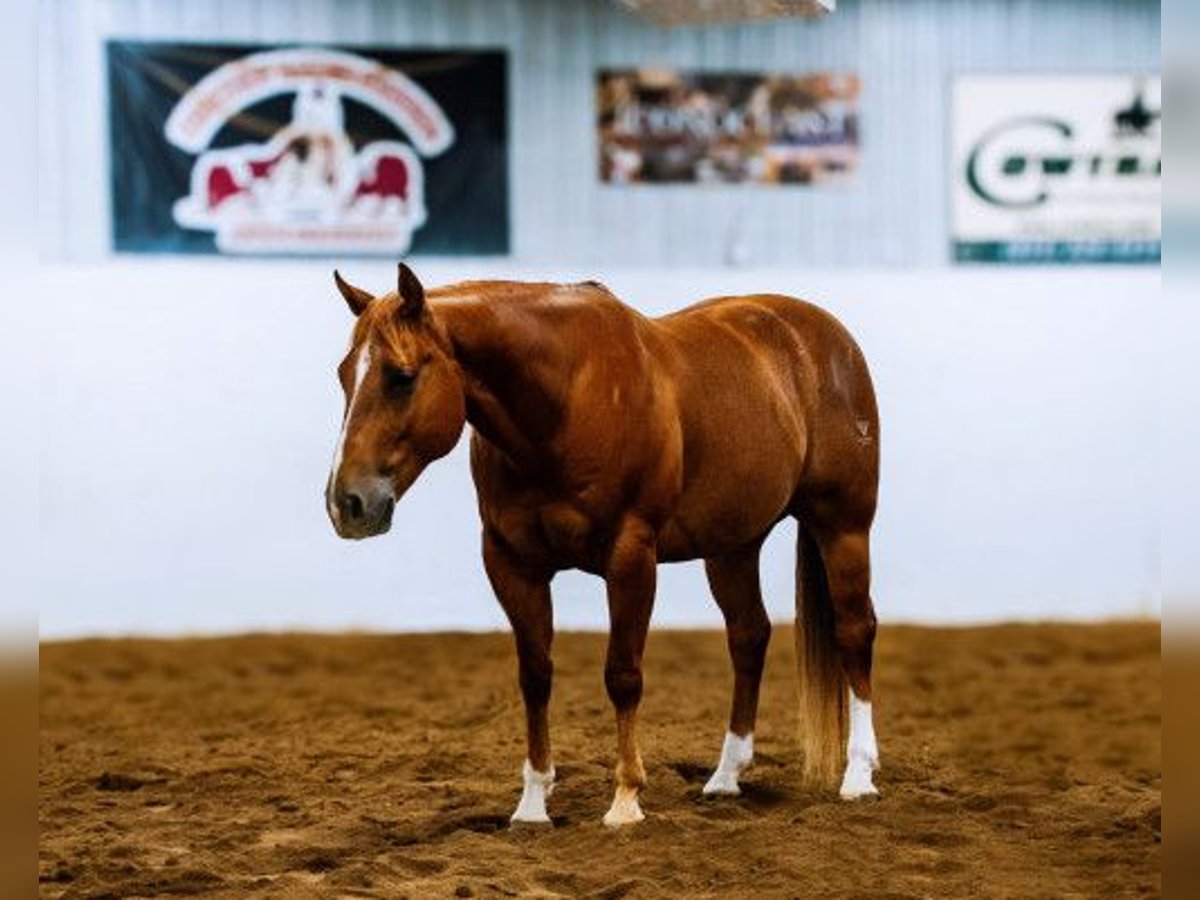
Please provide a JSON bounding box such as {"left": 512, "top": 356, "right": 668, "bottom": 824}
{"left": 951, "top": 75, "right": 1160, "bottom": 264}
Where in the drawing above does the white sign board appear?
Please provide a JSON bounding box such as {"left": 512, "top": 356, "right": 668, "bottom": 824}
{"left": 952, "top": 75, "right": 1160, "bottom": 264}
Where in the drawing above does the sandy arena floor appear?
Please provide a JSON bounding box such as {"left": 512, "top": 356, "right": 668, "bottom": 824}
{"left": 40, "top": 622, "right": 1159, "bottom": 898}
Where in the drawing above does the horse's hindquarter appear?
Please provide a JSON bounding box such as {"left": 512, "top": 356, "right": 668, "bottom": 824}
{"left": 653, "top": 294, "right": 879, "bottom": 559}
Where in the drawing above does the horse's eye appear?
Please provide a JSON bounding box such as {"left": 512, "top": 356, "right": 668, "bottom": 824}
{"left": 383, "top": 365, "right": 417, "bottom": 395}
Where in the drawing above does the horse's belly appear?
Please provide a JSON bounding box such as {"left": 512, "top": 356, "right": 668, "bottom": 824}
{"left": 655, "top": 411, "right": 805, "bottom": 561}
{"left": 656, "top": 482, "right": 793, "bottom": 562}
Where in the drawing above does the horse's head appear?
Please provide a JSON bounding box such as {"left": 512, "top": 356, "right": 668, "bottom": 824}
{"left": 326, "top": 264, "right": 466, "bottom": 539}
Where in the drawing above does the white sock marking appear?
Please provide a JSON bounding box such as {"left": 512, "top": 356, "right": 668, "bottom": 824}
{"left": 840, "top": 689, "right": 880, "bottom": 799}
{"left": 603, "top": 785, "right": 645, "bottom": 827}
{"left": 703, "top": 731, "right": 754, "bottom": 796}
{"left": 510, "top": 759, "right": 554, "bottom": 824}
{"left": 327, "top": 344, "right": 372, "bottom": 524}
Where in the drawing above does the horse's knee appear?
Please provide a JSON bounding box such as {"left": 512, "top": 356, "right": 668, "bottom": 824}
{"left": 519, "top": 655, "right": 553, "bottom": 707}
{"left": 819, "top": 532, "right": 876, "bottom": 652}
{"left": 820, "top": 531, "right": 871, "bottom": 589}
{"left": 834, "top": 603, "right": 877, "bottom": 697}
{"left": 604, "top": 665, "right": 643, "bottom": 710}
{"left": 834, "top": 606, "right": 876, "bottom": 651}
{"left": 728, "top": 616, "right": 771, "bottom": 672}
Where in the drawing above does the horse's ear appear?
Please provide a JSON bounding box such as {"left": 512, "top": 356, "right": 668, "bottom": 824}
{"left": 397, "top": 262, "right": 425, "bottom": 318}
{"left": 333, "top": 270, "right": 372, "bottom": 317}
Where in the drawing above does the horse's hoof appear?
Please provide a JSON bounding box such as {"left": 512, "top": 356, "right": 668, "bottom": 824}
{"left": 839, "top": 759, "right": 880, "bottom": 800}
{"left": 702, "top": 770, "right": 742, "bottom": 796}
{"left": 603, "top": 787, "right": 645, "bottom": 827}
{"left": 839, "top": 785, "right": 880, "bottom": 801}
{"left": 511, "top": 761, "right": 554, "bottom": 823}
{"left": 602, "top": 806, "right": 645, "bottom": 827}
{"left": 511, "top": 796, "right": 552, "bottom": 823}
{"left": 703, "top": 732, "right": 753, "bottom": 797}
{"left": 510, "top": 811, "right": 552, "bottom": 825}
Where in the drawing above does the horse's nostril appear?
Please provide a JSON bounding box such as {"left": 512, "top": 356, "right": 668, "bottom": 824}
{"left": 343, "top": 491, "right": 365, "bottom": 522}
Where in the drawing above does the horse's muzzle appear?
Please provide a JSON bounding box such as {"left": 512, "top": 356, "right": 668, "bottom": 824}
{"left": 328, "top": 478, "right": 396, "bottom": 540}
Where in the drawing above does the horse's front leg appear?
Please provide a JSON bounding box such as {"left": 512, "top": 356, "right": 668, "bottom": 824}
{"left": 602, "top": 520, "right": 657, "bottom": 827}
{"left": 482, "top": 533, "right": 555, "bottom": 824}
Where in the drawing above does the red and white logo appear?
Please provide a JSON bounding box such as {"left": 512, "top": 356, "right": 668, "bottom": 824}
{"left": 165, "top": 47, "right": 454, "bottom": 255}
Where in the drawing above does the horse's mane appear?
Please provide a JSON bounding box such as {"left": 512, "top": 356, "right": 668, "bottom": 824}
{"left": 427, "top": 279, "right": 613, "bottom": 304}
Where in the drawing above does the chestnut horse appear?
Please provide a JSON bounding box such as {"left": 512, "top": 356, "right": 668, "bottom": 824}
{"left": 326, "top": 265, "right": 880, "bottom": 826}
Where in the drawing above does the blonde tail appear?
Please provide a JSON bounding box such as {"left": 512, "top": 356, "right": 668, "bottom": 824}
{"left": 795, "top": 524, "right": 846, "bottom": 788}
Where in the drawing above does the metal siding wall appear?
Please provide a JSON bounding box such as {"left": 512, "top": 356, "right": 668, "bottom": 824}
{"left": 39, "top": 0, "right": 1161, "bottom": 265}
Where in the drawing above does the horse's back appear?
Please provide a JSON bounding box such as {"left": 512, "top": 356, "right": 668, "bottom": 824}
{"left": 657, "top": 292, "right": 865, "bottom": 369}
{"left": 653, "top": 291, "right": 875, "bottom": 432}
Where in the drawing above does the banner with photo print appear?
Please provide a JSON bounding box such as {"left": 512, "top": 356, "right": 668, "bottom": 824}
{"left": 597, "top": 69, "right": 860, "bottom": 185}
{"left": 107, "top": 42, "right": 508, "bottom": 256}
{"left": 952, "top": 75, "right": 1160, "bottom": 264}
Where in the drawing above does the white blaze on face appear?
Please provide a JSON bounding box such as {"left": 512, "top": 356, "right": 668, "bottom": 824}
{"left": 328, "top": 343, "right": 373, "bottom": 524}
{"left": 839, "top": 689, "right": 880, "bottom": 800}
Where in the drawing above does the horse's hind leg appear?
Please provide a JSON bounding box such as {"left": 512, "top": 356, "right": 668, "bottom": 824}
{"left": 815, "top": 526, "right": 880, "bottom": 799}
{"left": 702, "top": 543, "right": 771, "bottom": 796}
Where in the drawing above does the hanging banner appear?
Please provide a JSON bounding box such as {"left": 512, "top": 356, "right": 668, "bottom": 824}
{"left": 107, "top": 42, "right": 508, "bottom": 256}
{"left": 597, "top": 69, "right": 860, "bottom": 185}
{"left": 952, "top": 75, "right": 1160, "bottom": 264}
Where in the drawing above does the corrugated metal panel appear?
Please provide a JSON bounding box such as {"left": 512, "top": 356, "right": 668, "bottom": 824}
{"left": 39, "top": 0, "right": 1161, "bottom": 265}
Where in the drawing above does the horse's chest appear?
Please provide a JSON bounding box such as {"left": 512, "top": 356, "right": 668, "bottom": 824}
{"left": 538, "top": 503, "right": 600, "bottom": 563}
{"left": 485, "top": 497, "right": 607, "bottom": 572}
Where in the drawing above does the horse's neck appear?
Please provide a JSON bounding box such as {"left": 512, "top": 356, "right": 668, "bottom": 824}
{"left": 430, "top": 285, "right": 568, "bottom": 467}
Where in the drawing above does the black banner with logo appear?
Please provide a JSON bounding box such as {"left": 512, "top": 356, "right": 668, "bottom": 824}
{"left": 107, "top": 42, "right": 507, "bottom": 256}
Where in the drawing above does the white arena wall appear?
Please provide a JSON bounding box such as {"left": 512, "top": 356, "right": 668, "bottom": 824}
{"left": 37, "top": 260, "right": 1161, "bottom": 638}
{"left": 34, "top": 0, "right": 1165, "bottom": 637}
